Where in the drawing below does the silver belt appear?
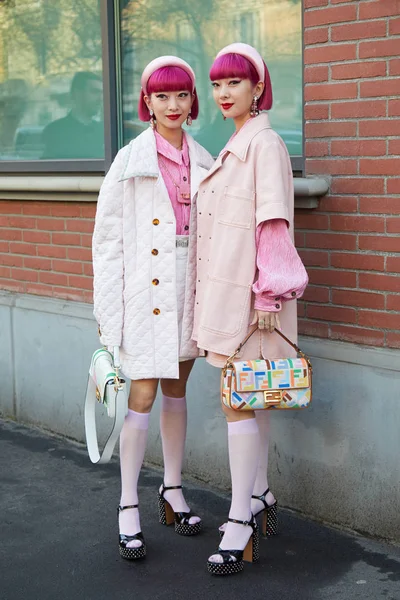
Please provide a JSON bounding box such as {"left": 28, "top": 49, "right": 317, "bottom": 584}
{"left": 176, "top": 238, "right": 189, "bottom": 248}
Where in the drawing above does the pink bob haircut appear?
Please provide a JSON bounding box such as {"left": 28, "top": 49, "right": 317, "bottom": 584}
{"left": 209, "top": 53, "right": 273, "bottom": 111}
{"left": 138, "top": 66, "right": 199, "bottom": 121}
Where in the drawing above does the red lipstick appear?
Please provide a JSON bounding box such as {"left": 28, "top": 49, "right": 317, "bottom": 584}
{"left": 166, "top": 115, "right": 181, "bottom": 121}
{"left": 221, "top": 103, "right": 234, "bottom": 110}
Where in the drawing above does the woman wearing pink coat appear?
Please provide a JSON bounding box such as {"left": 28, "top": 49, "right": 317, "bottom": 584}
{"left": 193, "top": 43, "right": 309, "bottom": 576}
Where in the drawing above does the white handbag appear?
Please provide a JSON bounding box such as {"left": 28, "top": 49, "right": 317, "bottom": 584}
{"left": 84, "top": 347, "right": 128, "bottom": 464}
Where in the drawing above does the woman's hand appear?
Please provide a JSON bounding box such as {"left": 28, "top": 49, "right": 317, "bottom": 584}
{"left": 255, "top": 310, "right": 280, "bottom": 333}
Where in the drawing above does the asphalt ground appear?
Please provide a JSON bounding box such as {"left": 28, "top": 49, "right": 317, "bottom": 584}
{"left": 1, "top": 418, "right": 399, "bottom": 600}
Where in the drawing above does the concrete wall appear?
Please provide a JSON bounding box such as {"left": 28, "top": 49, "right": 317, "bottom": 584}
{"left": 1, "top": 291, "right": 399, "bottom": 542}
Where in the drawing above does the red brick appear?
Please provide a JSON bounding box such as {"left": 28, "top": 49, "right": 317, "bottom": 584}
{"left": 387, "top": 295, "right": 400, "bottom": 311}
{"left": 387, "top": 332, "right": 400, "bottom": 348}
{"left": 36, "top": 218, "right": 65, "bottom": 231}
{"left": 389, "top": 139, "right": 400, "bottom": 155}
{"left": 360, "top": 39, "right": 400, "bottom": 60}
{"left": 359, "top": 197, "right": 400, "bottom": 214}
{"left": 318, "top": 196, "right": 358, "bottom": 213}
{"left": 304, "top": 5, "right": 357, "bottom": 27}
{"left": 0, "top": 202, "right": 22, "bottom": 214}
{"left": 305, "top": 141, "right": 329, "bottom": 157}
{"left": 80, "top": 205, "right": 96, "bottom": 218}
{"left": 12, "top": 268, "right": 38, "bottom": 282}
{"left": 53, "top": 260, "right": 83, "bottom": 275}
{"left": 359, "top": 310, "right": 400, "bottom": 330}
{"left": 67, "top": 247, "right": 92, "bottom": 262}
{"left": 331, "top": 324, "right": 384, "bottom": 346}
{"left": 331, "top": 140, "right": 386, "bottom": 157}
{"left": 0, "top": 266, "right": 11, "bottom": 278}
{"left": 24, "top": 257, "right": 52, "bottom": 271}
{"left": 366, "top": 151, "right": 397, "bottom": 171}
{"left": 387, "top": 257, "right": 400, "bottom": 273}
{"left": 37, "top": 245, "right": 67, "bottom": 259}
{"left": 306, "top": 232, "right": 357, "bottom": 250}
{"left": 331, "top": 20, "right": 387, "bottom": 42}
{"left": 66, "top": 219, "right": 94, "bottom": 234}
{"left": 307, "top": 304, "right": 356, "bottom": 323}
{"left": 24, "top": 284, "right": 54, "bottom": 297}
{"left": 304, "top": 0, "right": 328, "bottom": 7}
{"left": 9, "top": 242, "right": 36, "bottom": 255}
{"left": 304, "top": 104, "right": 329, "bottom": 121}
{"left": 23, "top": 230, "right": 51, "bottom": 244}
{"left": 83, "top": 263, "right": 93, "bottom": 277}
{"left": 306, "top": 121, "right": 357, "bottom": 138}
{"left": 361, "top": 80, "right": 400, "bottom": 101}
{"left": 387, "top": 218, "right": 400, "bottom": 233}
{"left": 0, "top": 217, "right": 10, "bottom": 227}
{"left": 360, "top": 119, "right": 400, "bottom": 137}
{"left": 80, "top": 234, "right": 93, "bottom": 248}
{"left": 331, "top": 253, "right": 384, "bottom": 272}
{"left": 388, "top": 100, "right": 400, "bottom": 117}
{"left": 331, "top": 178, "right": 384, "bottom": 195}
{"left": 295, "top": 213, "right": 329, "bottom": 230}
{"left": 51, "top": 204, "right": 81, "bottom": 218}
{"left": 359, "top": 235, "right": 400, "bottom": 253}
{"left": 298, "top": 319, "right": 329, "bottom": 338}
{"left": 389, "top": 16, "right": 400, "bottom": 35}
{"left": 307, "top": 158, "right": 357, "bottom": 175}
{"left": 295, "top": 231, "right": 305, "bottom": 248}
{"left": 305, "top": 82, "right": 357, "bottom": 101}
{"left": 308, "top": 268, "right": 357, "bottom": 288}
{"left": 8, "top": 216, "right": 36, "bottom": 228}
{"left": 359, "top": 273, "right": 400, "bottom": 293}
{"left": 389, "top": 59, "right": 400, "bottom": 76}
{"left": 331, "top": 100, "right": 386, "bottom": 119}
{"left": 332, "top": 289, "right": 385, "bottom": 309}
{"left": 39, "top": 272, "right": 68, "bottom": 286}
{"left": 303, "top": 286, "right": 330, "bottom": 303}
{"left": 52, "top": 287, "right": 85, "bottom": 302}
{"left": 298, "top": 250, "right": 329, "bottom": 267}
{"left": 331, "top": 215, "right": 384, "bottom": 233}
{"left": 83, "top": 291, "right": 94, "bottom": 304}
{"left": 0, "top": 241, "right": 9, "bottom": 252}
{"left": 332, "top": 61, "right": 386, "bottom": 81}
{"left": 0, "top": 229, "right": 22, "bottom": 241}
{"left": 0, "top": 254, "right": 24, "bottom": 267}
{"left": 22, "top": 202, "right": 52, "bottom": 216}
{"left": 0, "top": 279, "right": 25, "bottom": 293}
{"left": 52, "top": 232, "right": 81, "bottom": 246}
{"left": 360, "top": 0, "right": 400, "bottom": 20}
{"left": 68, "top": 275, "right": 93, "bottom": 290}
{"left": 304, "top": 44, "right": 357, "bottom": 65}
{"left": 304, "top": 66, "right": 329, "bottom": 83}
{"left": 387, "top": 179, "right": 400, "bottom": 194}
{"left": 304, "top": 27, "right": 329, "bottom": 46}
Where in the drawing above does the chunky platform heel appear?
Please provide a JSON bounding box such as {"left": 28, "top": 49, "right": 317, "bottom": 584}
{"left": 207, "top": 516, "right": 259, "bottom": 576}
{"left": 158, "top": 484, "right": 202, "bottom": 536}
{"left": 118, "top": 504, "right": 146, "bottom": 560}
{"left": 252, "top": 488, "right": 278, "bottom": 537}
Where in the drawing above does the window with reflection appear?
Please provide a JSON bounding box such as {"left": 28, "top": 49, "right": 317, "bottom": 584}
{"left": 0, "top": 0, "right": 104, "bottom": 161}
{"left": 119, "top": 0, "right": 302, "bottom": 157}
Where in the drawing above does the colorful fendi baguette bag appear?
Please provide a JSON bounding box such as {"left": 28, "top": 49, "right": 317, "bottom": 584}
{"left": 221, "top": 326, "right": 312, "bottom": 410}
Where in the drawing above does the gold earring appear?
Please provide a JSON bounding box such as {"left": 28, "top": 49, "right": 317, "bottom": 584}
{"left": 186, "top": 111, "right": 192, "bottom": 126}
{"left": 150, "top": 109, "right": 156, "bottom": 129}
{"left": 250, "top": 96, "right": 259, "bottom": 118}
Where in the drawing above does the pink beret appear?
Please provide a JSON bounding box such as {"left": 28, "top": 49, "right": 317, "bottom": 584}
{"left": 141, "top": 56, "right": 196, "bottom": 94}
{"left": 216, "top": 43, "right": 265, "bottom": 83}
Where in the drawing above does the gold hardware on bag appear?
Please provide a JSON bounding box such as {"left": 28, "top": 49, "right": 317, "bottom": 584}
{"left": 264, "top": 391, "right": 282, "bottom": 405}
{"left": 96, "top": 387, "right": 101, "bottom": 402}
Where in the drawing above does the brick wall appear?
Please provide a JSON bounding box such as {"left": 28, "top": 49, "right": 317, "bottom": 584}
{"left": 300, "top": 0, "right": 400, "bottom": 349}
{"left": 0, "top": 201, "right": 95, "bottom": 303}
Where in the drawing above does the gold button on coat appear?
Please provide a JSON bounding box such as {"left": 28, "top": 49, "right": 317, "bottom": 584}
{"left": 153, "top": 308, "right": 160, "bottom": 315}
{"left": 153, "top": 219, "right": 159, "bottom": 225}
{"left": 152, "top": 249, "right": 158, "bottom": 255}
{"left": 152, "top": 279, "right": 159, "bottom": 285}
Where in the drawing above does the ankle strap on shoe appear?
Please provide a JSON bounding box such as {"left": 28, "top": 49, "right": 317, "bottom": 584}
{"left": 118, "top": 504, "right": 139, "bottom": 513}
{"left": 228, "top": 516, "right": 254, "bottom": 527}
{"left": 162, "top": 484, "right": 183, "bottom": 491}
{"left": 251, "top": 487, "right": 269, "bottom": 501}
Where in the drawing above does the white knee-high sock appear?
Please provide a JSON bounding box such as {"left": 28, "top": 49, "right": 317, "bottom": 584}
{"left": 160, "top": 394, "right": 199, "bottom": 523}
{"left": 218, "top": 418, "right": 260, "bottom": 554}
{"left": 252, "top": 411, "right": 275, "bottom": 512}
{"left": 119, "top": 409, "right": 149, "bottom": 545}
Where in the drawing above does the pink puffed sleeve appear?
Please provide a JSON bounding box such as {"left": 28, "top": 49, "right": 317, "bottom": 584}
{"left": 252, "top": 219, "right": 309, "bottom": 312}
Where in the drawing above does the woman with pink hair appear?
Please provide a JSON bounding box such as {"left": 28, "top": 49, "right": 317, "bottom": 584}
{"left": 93, "top": 56, "right": 213, "bottom": 560}
{"left": 193, "top": 43, "right": 308, "bottom": 575}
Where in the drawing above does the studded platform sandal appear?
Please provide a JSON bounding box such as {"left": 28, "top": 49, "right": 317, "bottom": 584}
{"left": 118, "top": 505, "right": 146, "bottom": 560}
{"left": 252, "top": 488, "right": 278, "bottom": 537}
{"left": 158, "top": 484, "right": 202, "bottom": 536}
{"left": 207, "top": 516, "right": 259, "bottom": 576}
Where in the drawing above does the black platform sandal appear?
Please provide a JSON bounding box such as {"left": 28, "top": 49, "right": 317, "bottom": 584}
{"left": 158, "top": 484, "right": 202, "bottom": 536}
{"left": 207, "top": 516, "right": 259, "bottom": 576}
{"left": 118, "top": 504, "right": 146, "bottom": 560}
{"left": 252, "top": 488, "right": 278, "bottom": 537}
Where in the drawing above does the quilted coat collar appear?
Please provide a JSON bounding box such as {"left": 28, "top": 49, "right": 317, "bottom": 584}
{"left": 118, "top": 127, "right": 211, "bottom": 181}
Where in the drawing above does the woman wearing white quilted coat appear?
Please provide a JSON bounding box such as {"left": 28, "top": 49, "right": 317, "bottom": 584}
{"left": 92, "top": 57, "right": 213, "bottom": 561}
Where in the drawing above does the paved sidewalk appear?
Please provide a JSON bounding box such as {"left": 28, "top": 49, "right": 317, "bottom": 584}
{"left": 1, "top": 419, "right": 399, "bottom": 600}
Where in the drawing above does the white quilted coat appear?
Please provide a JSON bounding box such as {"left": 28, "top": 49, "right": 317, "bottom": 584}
{"left": 92, "top": 128, "right": 213, "bottom": 380}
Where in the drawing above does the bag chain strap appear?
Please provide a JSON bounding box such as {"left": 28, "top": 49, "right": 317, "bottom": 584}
{"left": 224, "top": 325, "right": 312, "bottom": 371}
